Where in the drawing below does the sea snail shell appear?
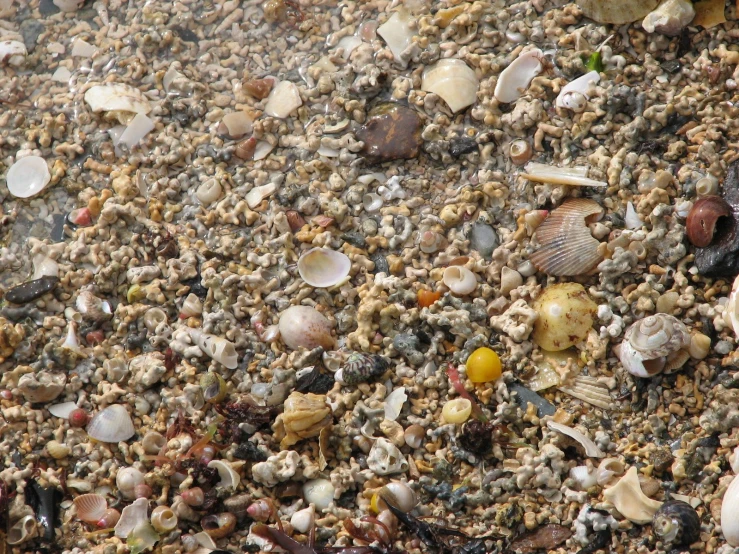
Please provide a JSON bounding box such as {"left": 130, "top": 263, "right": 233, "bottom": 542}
{"left": 616, "top": 314, "right": 691, "bottom": 378}
{"left": 442, "top": 266, "right": 477, "bottom": 295}
{"left": 116, "top": 467, "right": 145, "bottom": 499}
{"left": 653, "top": 500, "right": 700, "bottom": 546}
{"left": 151, "top": 506, "right": 178, "bottom": 533}
{"left": 201, "top": 513, "right": 236, "bottom": 538}
{"left": 686, "top": 196, "right": 733, "bottom": 248}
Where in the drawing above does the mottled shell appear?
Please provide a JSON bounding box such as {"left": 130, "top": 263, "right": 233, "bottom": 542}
{"left": 576, "top": 0, "right": 659, "bottom": 23}
{"left": 200, "top": 371, "right": 228, "bottom": 403}
{"left": 278, "top": 305, "right": 335, "bottom": 350}
{"left": 531, "top": 283, "right": 597, "bottom": 351}
{"left": 530, "top": 199, "right": 604, "bottom": 276}
{"left": 653, "top": 500, "right": 701, "bottom": 546}
{"left": 625, "top": 314, "right": 690, "bottom": 360}
{"left": 336, "top": 352, "right": 390, "bottom": 386}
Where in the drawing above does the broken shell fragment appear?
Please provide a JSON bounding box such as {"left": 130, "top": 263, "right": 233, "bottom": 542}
{"left": 207, "top": 460, "right": 241, "bottom": 489}
{"left": 84, "top": 83, "right": 152, "bottom": 124}
{"left": 530, "top": 198, "right": 605, "bottom": 276}
{"left": 421, "top": 59, "right": 479, "bottom": 113}
{"left": 303, "top": 478, "right": 335, "bottom": 511}
{"left": 722, "top": 474, "right": 739, "bottom": 546}
{"left": 189, "top": 329, "right": 238, "bottom": 369}
{"left": 642, "top": 0, "right": 695, "bottom": 36}
{"left": 576, "top": 0, "right": 659, "bottom": 24}
{"left": 6, "top": 156, "right": 51, "bottom": 198}
{"left": 494, "top": 49, "right": 544, "bottom": 104}
{"left": 278, "top": 305, "right": 335, "bottom": 350}
{"left": 520, "top": 163, "right": 608, "bottom": 188}
{"left": 686, "top": 196, "right": 732, "bottom": 248}
{"left": 556, "top": 71, "right": 600, "bottom": 112}
{"left": 377, "top": 8, "right": 416, "bottom": 67}
{"left": 18, "top": 371, "right": 66, "bottom": 403}
{"left": 264, "top": 81, "right": 302, "bottom": 118}
{"left": 115, "top": 498, "right": 149, "bottom": 538}
{"left": 367, "top": 437, "right": 409, "bottom": 475}
{"left": 616, "top": 314, "right": 691, "bottom": 378}
{"left": 273, "top": 392, "right": 332, "bottom": 449}
{"left": 603, "top": 466, "right": 662, "bottom": 524}
{"left": 218, "top": 111, "right": 253, "bottom": 139}
{"left": 531, "top": 283, "right": 597, "bottom": 351}
{"left": 297, "top": 248, "right": 351, "bottom": 288}
{"left": 547, "top": 420, "right": 605, "bottom": 458}
{"left": 0, "top": 40, "right": 27, "bottom": 66}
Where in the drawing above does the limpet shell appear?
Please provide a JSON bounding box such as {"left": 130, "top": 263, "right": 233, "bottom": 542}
{"left": 531, "top": 283, "right": 597, "bottom": 351}
{"left": 297, "top": 248, "right": 351, "bottom": 288}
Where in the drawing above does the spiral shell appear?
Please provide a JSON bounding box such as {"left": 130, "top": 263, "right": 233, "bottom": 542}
{"left": 617, "top": 314, "right": 691, "bottom": 378}
{"left": 686, "top": 195, "right": 733, "bottom": 247}
{"left": 201, "top": 513, "right": 236, "bottom": 538}
{"left": 141, "top": 431, "right": 166, "bottom": 454}
{"left": 442, "top": 266, "right": 477, "bottom": 295}
{"left": 7, "top": 515, "right": 37, "bottom": 545}
{"left": 181, "top": 487, "right": 205, "bottom": 507}
{"left": 653, "top": 500, "right": 700, "bottom": 546}
{"left": 335, "top": 352, "right": 390, "bottom": 386}
{"left": 151, "top": 506, "right": 178, "bottom": 533}
{"left": 116, "top": 467, "right": 145, "bottom": 499}
{"left": 200, "top": 371, "right": 228, "bottom": 403}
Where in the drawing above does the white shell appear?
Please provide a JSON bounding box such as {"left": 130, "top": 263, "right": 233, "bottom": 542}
{"left": 54, "top": 0, "right": 85, "bottom": 11}
{"left": 384, "top": 387, "right": 407, "bottom": 421}
{"left": 555, "top": 71, "right": 600, "bottom": 111}
{"left": 74, "top": 494, "right": 108, "bottom": 523}
{"left": 624, "top": 201, "right": 642, "bottom": 229}
{"left": 114, "top": 497, "right": 149, "bottom": 538}
{"left": 7, "top": 515, "right": 37, "bottom": 545}
{"left": 278, "top": 305, "right": 335, "bottom": 350}
{"left": 32, "top": 254, "right": 59, "bottom": 280}
{"left": 297, "top": 248, "right": 351, "bottom": 288}
{"left": 303, "top": 478, "right": 335, "bottom": 511}
{"left": 264, "top": 81, "right": 302, "bottom": 119}
{"left": 218, "top": 111, "right": 253, "bottom": 139}
{"left": 18, "top": 371, "right": 66, "bottom": 403}
{"left": 0, "top": 40, "right": 27, "bottom": 66}
{"left": 520, "top": 162, "right": 608, "bottom": 188}
{"left": 6, "top": 156, "right": 51, "bottom": 198}
{"left": 194, "top": 531, "right": 218, "bottom": 549}
{"left": 84, "top": 84, "right": 152, "bottom": 118}
{"left": 547, "top": 420, "right": 605, "bottom": 458}
{"left": 119, "top": 113, "right": 155, "bottom": 148}
{"left": 603, "top": 466, "right": 662, "bottom": 524}
{"left": 377, "top": 8, "right": 416, "bottom": 67}
{"left": 363, "top": 193, "right": 383, "bottom": 212}
{"left": 196, "top": 178, "right": 222, "bottom": 205}
{"left": 207, "top": 460, "right": 241, "bottom": 489}
{"left": 726, "top": 275, "right": 739, "bottom": 339}
{"left": 181, "top": 293, "right": 203, "bottom": 317}
{"left": 87, "top": 404, "right": 136, "bottom": 443}
{"left": 597, "top": 457, "right": 626, "bottom": 486}
{"left": 380, "top": 481, "right": 417, "bottom": 512}
{"left": 616, "top": 314, "right": 691, "bottom": 377}
{"left": 189, "top": 329, "right": 238, "bottom": 369}
{"left": 642, "top": 0, "right": 695, "bottom": 36}
{"left": 422, "top": 59, "right": 479, "bottom": 113}
{"left": 246, "top": 182, "right": 279, "bottom": 209}
{"left": 48, "top": 401, "right": 79, "bottom": 419}
{"left": 367, "top": 438, "right": 408, "bottom": 475}
{"left": 570, "top": 465, "right": 598, "bottom": 490}
{"left": 336, "top": 35, "right": 363, "bottom": 60}
{"left": 290, "top": 505, "right": 315, "bottom": 534}
{"left": 494, "top": 49, "right": 544, "bottom": 104}
{"left": 442, "top": 266, "right": 477, "bottom": 295}
{"left": 723, "top": 474, "right": 739, "bottom": 546}
{"left": 116, "top": 467, "right": 145, "bottom": 498}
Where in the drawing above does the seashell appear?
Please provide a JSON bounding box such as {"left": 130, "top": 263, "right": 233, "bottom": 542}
{"left": 6, "top": 156, "right": 51, "bottom": 198}
{"left": 363, "top": 193, "right": 383, "bottom": 212}
{"left": 421, "top": 59, "right": 479, "bottom": 113}
{"left": 570, "top": 465, "right": 598, "bottom": 490}
{"left": 531, "top": 283, "right": 597, "bottom": 351}
{"left": 134, "top": 484, "right": 152, "bottom": 499}
{"left": 247, "top": 499, "right": 272, "bottom": 522}
{"left": 384, "top": 387, "right": 407, "bottom": 421}
{"left": 274, "top": 392, "right": 332, "bottom": 449}
{"left": 98, "top": 508, "right": 121, "bottom": 528}
{"left": 530, "top": 199, "right": 605, "bottom": 276}
{"left": 32, "top": 253, "right": 59, "bottom": 280}
{"left": 193, "top": 530, "right": 218, "bottom": 549}
{"left": 404, "top": 424, "right": 426, "bottom": 449}
{"left": 49, "top": 401, "right": 79, "bottom": 419}
{"left": 84, "top": 83, "right": 152, "bottom": 124}
{"left": 196, "top": 178, "right": 222, "bottom": 205}
{"left": 500, "top": 267, "right": 523, "bottom": 297}
{"left": 663, "top": 348, "right": 691, "bottom": 374}
{"left": 286, "top": 210, "right": 306, "bottom": 232}
{"left": 379, "top": 419, "right": 405, "bottom": 447}
{"left": 264, "top": 81, "right": 302, "bottom": 119}
{"left": 188, "top": 329, "right": 238, "bottom": 369}
{"left": 576, "top": 0, "right": 659, "bottom": 23}
{"left": 556, "top": 71, "right": 600, "bottom": 112}
{"left": 88, "top": 404, "right": 136, "bottom": 443}
{"left": 290, "top": 505, "right": 315, "bottom": 534}
{"left": 207, "top": 460, "right": 241, "bottom": 489}
{"left": 558, "top": 375, "right": 612, "bottom": 410}
{"left": 119, "top": 113, "right": 155, "bottom": 148}
{"left": 442, "top": 398, "right": 472, "bottom": 424}
{"left": 303, "top": 478, "right": 335, "bottom": 511}
{"left": 696, "top": 175, "right": 719, "bottom": 197}
{"left": 181, "top": 293, "right": 202, "bottom": 317}
{"left": 617, "top": 314, "right": 691, "bottom": 378}
{"left": 524, "top": 210, "right": 548, "bottom": 236}
{"left": 76, "top": 290, "right": 113, "bottom": 322}
{"left": 116, "top": 467, "right": 145, "bottom": 499}
{"left": 442, "top": 266, "right": 477, "bottom": 295}
{"left": 494, "top": 49, "right": 544, "bottom": 104}
{"left": 141, "top": 431, "right": 166, "bottom": 455}
{"left": 143, "top": 308, "right": 167, "bottom": 332}
{"left": 297, "top": 248, "right": 351, "bottom": 288}
{"left": 115, "top": 497, "right": 149, "bottom": 538}
{"left": 377, "top": 481, "right": 417, "bottom": 513}
{"left": 603, "top": 466, "right": 662, "bottom": 524}
{"left": 278, "top": 305, "right": 335, "bottom": 351}
{"left": 200, "top": 372, "right": 228, "bottom": 403}
{"left": 624, "top": 201, "right": 643, "bottom": 230}
{"left": 181, "top": 488, "right": 205, "bottom": 507}
{"left": 689, "top": 332, "right": 710, "bottom": 360}
{"left": 201, "top": 513, "right": 236, "bottom": 538}
{"left": 151, "top": 506, "right": 178, "bottom": 533}
{"left": 526, "top": 363, "right": 561, "bottom": 392}
{"left": 246, "top": 182, "right": 279, "bottom": 209}
{"left": 18, "top": 371, "right": 66, "bottom": 403}
{"left": 0, "top": 40, "right": 27, "bottom": 66}
{"left": 509, "top": 139, "right": 532, "bottom": 166}
{"left": 47, "top": 440, "right": 71, "bottom": 459}
{"left": 520, "top": 162, "right": 608, "bottom": 188}
{"left": 336, "top": 35, "right": 363, "bottom": 59}
{"left": 253, "top": 140, "right": 274, "bottom": 161}
{"left": 597, "top": 458, "right": 626, "bottom": 486}
{"left": 234, "top": 137, "right": 257, "bottom": 160}
{"left": 335, "top": 352, "right": 389, "bottom": 386}
{"left": 377, "top": 8, "right": 416, "bottom": 67}
{"left": 367, "top": 437, "right": 409, "bottom": 476}
{"left": 546, "top": 420, "right": 605, "bottom": 458}
{"left": 642, "top": 0, "right": 695, "bottom": 36}
{"left": 419, "top": 230, "right": 445, "bottom": 253}
{"left": 74, "top": 494, "right": 108, "bottom": 523}
{"left": 686, "top": 196, "right": 732, "bottom": 247}
{"left": 217, "top": 111, "right": 253, "bottom": 139}
{"left": 127, "top": 521, "right": 159, "bottom": 554}
{"left": 723, "top": 474, "right": 739, "bottom": 545}
{"left": 653, "top": 500, "right": 700, "bottom": 546}
{"left": 7, "top": 515, "right": 37, "bottom": 545}
{"left": 244, "top": 78, "right": 274, "bottom": 99}
{"left": 53, "top": 0, "right": 85, "bottom": 11}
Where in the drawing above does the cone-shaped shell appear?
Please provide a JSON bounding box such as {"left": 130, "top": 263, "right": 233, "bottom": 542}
{"left": 297, "top": 248, "right": 351, "bottom": 288}
{"left": 422, "top": 59, "right": 479, "bottom": 113}
{"left": 87, "top": 404, "right": 136, "bottom": 443}
{"left": 74, "top": 494, "right": 108, "bottom": 523}
{"left": 530, "top": 198, "right": 604, "bottom": 276}
{"left": 576, "top": 0, "right": 659, "bottom": 23}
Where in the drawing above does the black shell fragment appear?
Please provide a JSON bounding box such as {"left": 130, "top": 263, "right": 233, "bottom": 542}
{"left": 4, "top": 276, "right": 58, "bottom": 304}
{"left": 652, "top": 500, "right": 701, "bottom": 546}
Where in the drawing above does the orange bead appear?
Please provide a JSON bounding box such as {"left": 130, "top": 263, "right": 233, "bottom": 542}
{"left": 418, "top": 289, "right": 441, "bottom": 308}
{"left": 466, "top": 347, "right": 502, "bottom": 383}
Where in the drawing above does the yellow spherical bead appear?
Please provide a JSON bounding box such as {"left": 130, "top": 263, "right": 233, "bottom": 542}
{"left": 466, "top": 347, "right": 502, "bottom": 383}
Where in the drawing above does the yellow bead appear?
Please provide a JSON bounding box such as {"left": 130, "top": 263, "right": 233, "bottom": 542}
{"left": 370, "top": 492, "right": 380, "bottom": 513}
{"left": 466, "top": 347, "right": 502, "bottom": 383}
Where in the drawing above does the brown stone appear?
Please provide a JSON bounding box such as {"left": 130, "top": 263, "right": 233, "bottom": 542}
{"left": 357, "top": 103, "right": 422, "bottom": 162}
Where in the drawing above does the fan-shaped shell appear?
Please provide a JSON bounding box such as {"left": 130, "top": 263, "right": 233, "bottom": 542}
{"left": 297, "top": 248, "right": 351, "bottom": 288}
{"left": 576, "top": 0, "right": 659, "bottom": 24}
{"left": 74, "top": 494, "right": 108, "bottom": 523}
{"left": 530, "top": 198, "right": 604, "bottom": 276}
{"left": 625, "top": 314, "right": 690, "bottom": 359}
{"left": 87, "top": 404, "right": 136, "bottom": 443}
{"left": 6, "top": 156, "right": 51, "bottom": 199}
{"left": 422, "top": 59, "right": 479, "bottom": 113}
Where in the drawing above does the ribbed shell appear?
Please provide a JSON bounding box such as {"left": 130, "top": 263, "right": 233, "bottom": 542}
{"left": 86, "top": 404, "right": 136, "bottom": 443}
{"left": 625, "top": 314, "right": 690, "bottom": 359}
{"left": 576, "top": 0, "right": 659, "bottom": 24}
{"left": 341, "top": 353, "right": 390, "bottom": 386}
{"left": 74, "top": 494, "right": 108, "bottom": 523}
{"left": 558, "top": 375, "right": 611, "bottom": 409}
{"left": 530, "top": 199, "right": 604, "bottom": 276}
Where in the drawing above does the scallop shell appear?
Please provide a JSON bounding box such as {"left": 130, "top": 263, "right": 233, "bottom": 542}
{"left": 530, "top": 198, "right": 604, "bottom": 276}
{"left": 74, "top": 494, "right": 108, "bottom": 523}
{"left": 6, "top": 156, "right": 51, "bottom": 199}
{"left": 87, "top": 404, "right": 136, "bottom": 443}
{"left": 576, "top": 0, "right": 659, "bottom": 24}
{"left": 297, "top": 248, "right": 351, "bottom": 288}
{"left": 494, "top": 49, "right": 544, "bottom": 104}
{"left": 421, "top": 59, "right": 479, "bottom": 113}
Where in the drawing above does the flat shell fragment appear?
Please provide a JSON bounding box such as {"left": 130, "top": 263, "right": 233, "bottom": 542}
{"left": 0, "top": 40, "right": 27, "bottom": 66}
{"left": 576, "top": 0, "right": 659, "bottom": 23}
{"left": 520, "top": 163, "right": 608, "bottom": 188}
{"left": 84, "top": 83, "right": 152, "bottom": 122}
{"left": 377, "top": 8, "right": 416, "bottom": 67}
{"left": 421, "top": 59, "right": 479, "bottom": 113}
{"left": 264, "top": 81, "right": 302, "bottom": 119}
{"left": 494, "top": 49, "right": 544, "bottom": 104}
{"left": 547, "top": 420, "right": 605, "bottom": 457}
{"left": 603, "top": 466, "right": 662, "bottom": 524}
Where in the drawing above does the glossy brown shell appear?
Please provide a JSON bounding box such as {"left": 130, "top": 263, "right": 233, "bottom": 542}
{"left": 686, "top": 196, "right": 733, "bottom": 247}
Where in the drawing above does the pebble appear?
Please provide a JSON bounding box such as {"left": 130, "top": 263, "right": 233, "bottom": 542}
{"left": 357, "top": 103, "right": 423, "bottom": 162}
{"left": 469, "top": 223, "right": 499, "bottom": 259}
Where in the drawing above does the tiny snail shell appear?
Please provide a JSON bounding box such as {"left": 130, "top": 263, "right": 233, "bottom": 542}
{"left": 442, "top": 266, "right": 477, "bottom": 295}
{"left": 98, "top": 508, "right": 121, "bottom": 529}
{"left": 246, "top": 499, "right": 272, "bottom": 522}
{"left": 560, "top": 90, "right": 587, "bottom": 112}
{"left": 181, "top": 487, "right": 205, "bottom": 507}
{"left": 143, "top": 308, "right": 167, "bottom": 332}
{"left": 376, "top": 482, "right": 417, "bottom": 513}
{"left": 201, "top": 513, "right": 237, "bottom": 538}
{"left": 222, "top": 492, "right": 250, "bottom": 516}
{"left": 134, "top": 483, "right": 152, "bottom": 499}
{"left": 7, "top": 515, "right": 37, "bottom": 545}
{"left": 290, "top": 506, "right": 315, "bottom": 534}
{"left": 196, "top": 179, "right": 222, "bottom": 205}
{"left": 403, "top": 424, "right": 426, "bottom": 449}
{"left": 652, "top": 500, "right": 700, "bottom": 546}
{"left": 46, "top": 440, "right": 71, "bottom": 459}
{"left": 141, "top": 431, "right": 166, "bottom": 455}
{"left": 695, "top": 175, "right": 719, "bottom": 197}
{"left": 441, "top": 398, "right": 472, "bottom": 424}
{"left": 151, "top": 506, "right": 178, "bottom": 533}
{"left": 686, "top": 195, "right": 733, "bottom": 247}
{"left": 336, "top": 352, "right": 390, "bottom": 386}
{"left": 116, "top": 467, "right": 145, "bottom": 499}
{"left": 200, "top": 371, "right": 228, "bottom": 403}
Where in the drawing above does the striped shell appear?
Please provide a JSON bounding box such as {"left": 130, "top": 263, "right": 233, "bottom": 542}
{"left": 625, "top": 314, "right": 690, "bottom": 360}
{"left": 530, "top": 198, "right": 604, "bottom": 276}
{"left": 337, "top": 353, "right": 390, "bottom": 386}
{"left": 74, "top": 494, "right": 108, "bottom": 523}
{"left": 576, "top": 0, "right": 659, "bottom": 23}
{"left": 653, "top": 500, "right": 701, "bottom": 546}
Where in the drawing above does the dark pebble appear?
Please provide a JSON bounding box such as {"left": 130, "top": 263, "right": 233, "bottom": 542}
{"left": 341, "top": 231, "right": 367, "bottom": 248}
{"left": 38, "top": 0, "right": 60, "bottom": 15}
{"left": 509, "top": 383, "right": 556, "bottom": 417}
{"left": 19, "top": 19, "right": 45, "bottom": 52}
{"left": 233, "top": 441, "right": 268, "bottom": 462}
{"left": 393, "top": 333, "right": 421, "bottom": 354}
{"left": 449, "top": 136, "right": 478, "bottom": 157}
{"left": 5, "top": 276, "right": 58, "bottom": 305}
{"left": 294, "top": 367, "right": 335, "bottom": 395}
{"left": 369, "top": 253, "right": 389, "bottom": 274}
{"left": 357, "top": 103, "right": 422, "bottom": 162}
{"left": 50, "top": 213, "right": 66, "bottom": 242}
{"left": 172, "top": 26, "right": 199, "bottom": 42}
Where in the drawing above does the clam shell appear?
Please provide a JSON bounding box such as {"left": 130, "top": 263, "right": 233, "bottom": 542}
{"left": 494, "top": 49, "right": 543, "bottom": 104}
{"left": 87, "top": 404, "right": 136, "bottom": 443}
{"left": 422, "top": 59, "right": 479, "bottom": 113}
{"left": 297, "top": 248, "right": 351, "bottom": 288}
{"left": 530, "top": 198, "right": 604, "bottom": 276}
{"left": 49, "top": 401, "right": 79, "bottom": 419}
{"left": 74, "top": 494, "right": 108, "bottom": 523}
{"left": 576, "top": 0, "right": 659, "bottom": 24}
{"left": 6, "top": 156, "right": 51, "bottom": 198}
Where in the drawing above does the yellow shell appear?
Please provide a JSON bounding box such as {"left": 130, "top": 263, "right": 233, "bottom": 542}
{"left": 47, "top": 440, "right": 71, "bottom": 459}
{"left": 531, "top": 283, "right": 596, "bottom": 351}
{"left": 441, "top": 398, "right": 472, "bottom": 424}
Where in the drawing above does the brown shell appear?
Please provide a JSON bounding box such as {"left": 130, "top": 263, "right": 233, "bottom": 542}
{"left": 686, "top": 195, "right": 733, "bottom": 247}
{"left": 530, "top": 198, "right": 604, "bottom": 276}
{"left": 576, "top": 0, "right": 659, "bottom": 24}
